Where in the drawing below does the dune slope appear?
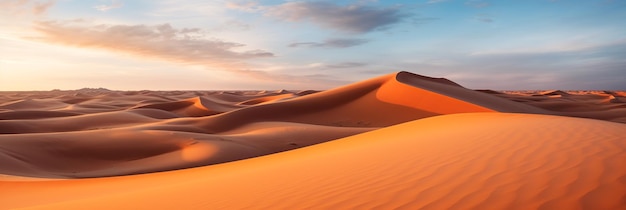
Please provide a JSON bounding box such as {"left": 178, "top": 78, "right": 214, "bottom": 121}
{"left": 1, "top": 113, "right": 624, "bottom": 209}
{"left": 490, "top": 90, "right": 626, "bottom": 123}
{"left": 0, "top": 123, "right": 373, "bottom": 178}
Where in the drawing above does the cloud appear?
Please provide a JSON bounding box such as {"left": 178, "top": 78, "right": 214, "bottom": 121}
{"left": 307, "top": 62, "right": 368, "bottom": 69}
{"left": 33, "top": 0, "right": 55, "bottom": 15}
{"left": 95, "top": 0, "right": 123, "bottom": 12}
{"left": 232, "top": 69, "right": 347, "bottom": 87}
{"left": 465, "top": 0, "right": 490, "bottom": 8}
{"left": 411, "top": 16, "right": 440, "bottom": 26}
{"left": 324, "top": 62, "right": 368, "bottom": 69}
{"left": 383, "top": 39, "right": 626, "bottom": 90}
{"left": 213, "top": 20, "right": 251, "bottom": 31}
{"left": 33, "top": 21, "right": 273, "bottom": 69}
{"left": 474, "top": 14, "right": 493, "bottom": 23}
{"left": 265, "top": 1, "right": 409, "bottom": 33}
{"left": 288, "top": 38, "right": 369, "bottom": 48}
{"left": 225, "top": 1, "right": 262, "bottom": 13}
{"left": 30, "top": 20, "right": 347, "bottom": 87}
{"left": 0, "top": 0, "right": 55, "bottom": 16}
{"left": 464, "top": 42, "right": 626, "bottom": 89}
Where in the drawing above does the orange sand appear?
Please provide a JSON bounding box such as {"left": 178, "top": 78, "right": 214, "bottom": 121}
{"left": 1, "top": 72, "right": 625, "bottom": 209}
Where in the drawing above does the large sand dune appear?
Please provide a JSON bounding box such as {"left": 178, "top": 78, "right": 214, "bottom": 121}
{"left": 1, "top": 71, "right": 625, "bottom": 209}
{"left": 1, "top": 113, "right": 624, "bottom": 209}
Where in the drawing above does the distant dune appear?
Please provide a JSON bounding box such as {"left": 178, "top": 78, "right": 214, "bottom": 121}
{"left": 1, "top": 71, "right": 625, "bottom": 209}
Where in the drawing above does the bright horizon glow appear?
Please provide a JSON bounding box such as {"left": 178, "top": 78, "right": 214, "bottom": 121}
{"left": 1, "top": 0, "right": 625, "bottom": 91}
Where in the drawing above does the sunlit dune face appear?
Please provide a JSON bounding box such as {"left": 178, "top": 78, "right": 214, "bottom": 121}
{"left": 376, "top": 79, "right": 494, "bottom": 114}
{"left": 178, "top": 141, "right": 219, "bottom": 162}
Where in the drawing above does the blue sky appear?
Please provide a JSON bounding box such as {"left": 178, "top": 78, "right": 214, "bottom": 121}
{"left": 1, "top": 0, "right": 625, "bottom": 90}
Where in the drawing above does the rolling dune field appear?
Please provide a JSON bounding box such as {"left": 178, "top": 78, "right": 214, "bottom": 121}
{"left": 1, "top": 72, "right": 625, "bottom": 209}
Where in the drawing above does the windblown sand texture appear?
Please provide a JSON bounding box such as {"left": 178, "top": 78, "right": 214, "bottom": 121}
{"left": 1, "top": 71, "right": 625, "bottom": 209}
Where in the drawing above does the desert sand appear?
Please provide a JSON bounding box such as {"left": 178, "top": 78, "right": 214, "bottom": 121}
{"left": 1, "top": 71, "right": 625, "bottom": 209}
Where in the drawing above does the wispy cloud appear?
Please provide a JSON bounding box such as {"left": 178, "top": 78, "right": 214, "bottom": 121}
{"left": 232, "top": 69, "right": 347, "bottom": 87}
{"left": 212, "top": 20, "right": 251, "bottom": 31}
{"left": 474, "top": 14, "right": 493, "bottom": 23}
{"left": 324, "top": 62, "right": 368, "bottom": 69}
{"left": 419, "top": 41, "right": 626, "bottom": 90}
{"left": 33, "top": 21, "right": 273, "bottom": 69}
{"left": 0, "top": 0, "right": 55, "bottom": 16}
{"left": 265, "top": 1, "right": 409, "bottom": 33}
{"left": 410, "top": 16, "right": 440, "bottom": 26}
{"left": 33, "top": 0, "right": 55, "bottom": 15}
{"left": 225, "top": 0, "right": 262, "bottom": 13}
{"left": 94, "top": 0, "right": 123, "bottom": 12}
{"left": 30, "top": 20, "right": 348, "bottom": 86}
{"left": 288, "top": 38, "right": 369, "bottom": 48}
{"left": 307, "top": 62, "right": 368, "bottom": 69}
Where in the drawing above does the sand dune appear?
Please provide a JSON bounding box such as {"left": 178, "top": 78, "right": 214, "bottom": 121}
{"left": 493, "top": 90, "right": 626, "bottom": 123}
{"left": 133, "top": 96, "right": 242, "bottom": 117}
{"left": 0, "top": 110, "right": 80, "bottom": 120}
{"left": 159, "top": 72, "right": 547, "bottom": 133}
{"left": 0, "top": 111, "right": 160, "bottom": 134}
{"left": 237, "top": 93, "right": 295, "bottom": 105}
{"left": 0, "top": 99, "right": 70, "bottom": 110}
{"left": 8, "top": 71, "right": 525, "bottom": 177}
{"left": 1, "top": 71, "right": 625, "bottom": 209}
{"left": 1, "top": 113, "right": 624, "bottom": 209}
{"left": 0, "top": 122, "right": 372, "bottom": 178}
{"left": 391, "top": 72, "right": 547, "bottom": 113}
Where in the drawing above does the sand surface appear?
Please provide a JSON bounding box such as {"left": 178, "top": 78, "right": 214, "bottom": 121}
{"left": 1, "top": 72, "right": 625, "bottom": 209}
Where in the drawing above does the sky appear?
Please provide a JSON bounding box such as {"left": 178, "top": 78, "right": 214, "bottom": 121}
{"left": 1, "top": 0, "right": 625, "bottom": 91}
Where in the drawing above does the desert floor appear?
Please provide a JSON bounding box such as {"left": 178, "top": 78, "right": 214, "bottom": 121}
{"left": 1, "top": 71, "right": 625, "bottom": 209}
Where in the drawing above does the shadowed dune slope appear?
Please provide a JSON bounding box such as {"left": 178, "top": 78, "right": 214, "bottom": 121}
{"left": 0, "top": 110, "right": 80, "bottom": 120}
{"left": 132, "top": 96, "right": 242, "bottom": 117}
{"left": 0, "top": 122, "right": 373, "bottom": 178}
{"left": 0, "top": 99, "right": 69, "bottom": 110}
{"left": 0, "top": 111, "right": 158, "bottom": 134}
{"left": 490, "top": 90, "right": 626, "bottom": 123}
{"left": 1, "top": 113, "right": 624, "bottom": 209}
